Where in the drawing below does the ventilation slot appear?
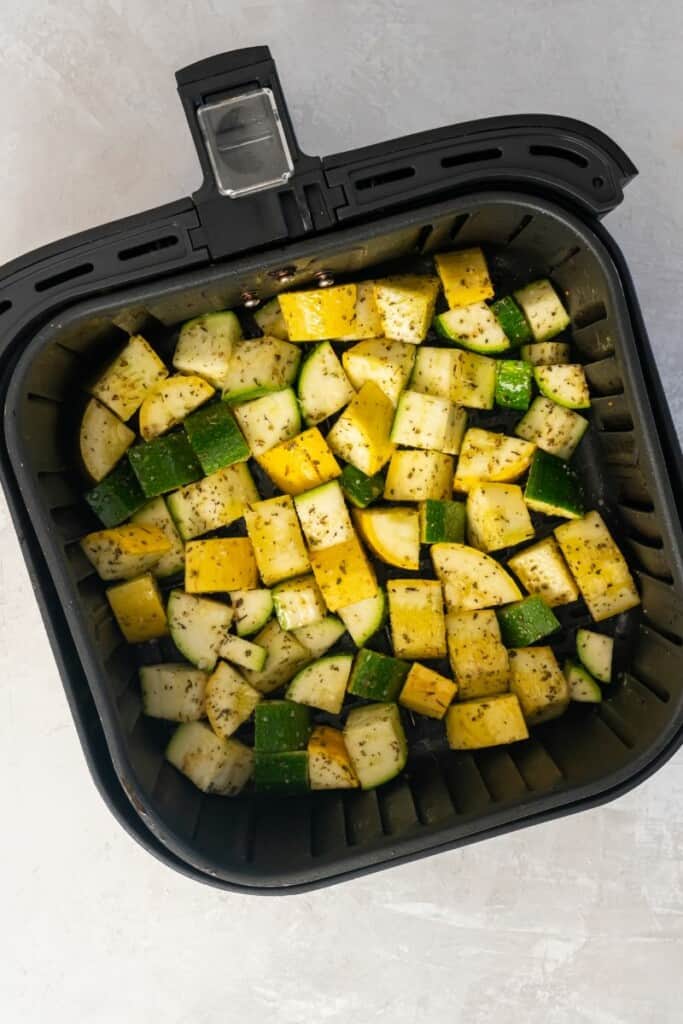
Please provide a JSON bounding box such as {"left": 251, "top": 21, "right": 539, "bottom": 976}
{"left": 573, "top": 301, "right": 607, "bottom": 329}
{"left": 441, "top": 147, "right": 502, "bottom": 169}
{"left": 635, "top": 576, "right": 683, "bottom": 642}
{"left": 599, "top": 431, "right": 637, "bottom": 467}
{"left": 584, "top": 357, "right": 623, "bottom": 396}
{"left": 506, "top": 214, "right": 533, "bottom": 244}
{"left": 376, "top": 778, "right": 420, "bottom": 836}
{"left": 442, "top": 752, "right": 493, "bottom": 813}
{"left": 0, "top": 299, "right": 11, "bottom": 316}
{"left": 591, "top": 395, "right": 632, "bottom": 431}
{"left": 475, "top": 749, "right": 528, "bottom": 802}
{"left": 414, "top": 224, "right": 434, "bottom": 253}
{"left": 529, "top": 144, "right": 589, "bottom": 168}
{"left": 354, "top": 165, "right": 415, "bottom": 191}
{"left": 344, "top": 789, "right": 384, "bottom": 845}
{"left": 549, "top": 246, "right": 581, "bottom": 271}
{"left": 619, "top": 506, "right": 662, "bottom": 545}
{"left": 408, "top": 760, "right": 457, "bottom": 826}
{"left": 448, "top": 213, "right": 470, "bottom": 241}
{"left": 311, "top": 794, "right": 348, "bottom": 857}
{"left": 35, "top": 262, "right": 94, "bottom": 292}
{"left": 627, "top": 540, "right": 671, "bottom": 581}
{"left": 118, "top": 235, "right": 178, "bottom": 262}
{"left": 596, "top": 706, "right": 636, "bottom": 749}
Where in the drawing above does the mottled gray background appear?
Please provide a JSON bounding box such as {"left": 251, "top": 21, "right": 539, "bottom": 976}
{"left": 0, "top": 3, "right": 681, "bottom": 1022}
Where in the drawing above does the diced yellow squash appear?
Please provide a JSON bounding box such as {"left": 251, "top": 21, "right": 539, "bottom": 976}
{"left": 339, "top": 282, "right": 384, "bottom": 341}
{"left": 451, "top": 350, "right": 497, "bottom": 409}
{"left": 353, "top": 506, "right": 420, "bottom": 570}
{"left": 554, "top": 510, "right": 640, "bottom": 622}
{"left": 387, "top": 579, "right": 446, "bottom": 659}
{"left": 434, "top": 247, "right": 494, "bottom": 308}
{"left": 254, "top": 298, "right": 288, "bottom": 341}
{"left": 399, "top": 663, "right": 457, "bottom": 719}
{"left": 81, "top": 525, "right": 171, "bottom": 581}
{"left": 467, "top": 483, "right": 535, "bottom": 552}
{"left": 294, "top": 481, "right": 354, "bottom": 551}
{"left": 279, "top": 284, "right": 357, "bottom": 341}
{"left": 79, "top": 398, "right": 135, "bottom": 482}
{"left": 341, "top": 338, "right": 416, "bottom": 405}
{"left": 241, "top": 618, "right": 312, "bottom": 693}
{"left": 131, "top": 497, "right": 185, "bottom": 578}
{"left": 453, "top": 428, "right": 536, "bottom": 492}
{"left": 446, "top": 609, "right": 509, "bottom": 699}
{"left": 326, "top": 381, "right": 396, "bottom": 475}
{"left": 204, "top": 661, "right": 262, "bottom": 739}
{"left": 106, "top": 573, "right": 168, "bottom": 642}
{"left": 308, "top": 726, "right": 360, "bottom": 789}
{"left": 244, "top": 495, "right": 310, "bottom": 586}
{"left": 384, "top": 450, "right": 453, "bottom": 502}
{"left": 185, "top": 538, "right": 258, "bottom": 593}
{"left": 508, "top": 646, "right": 570, "bottom": 725}
{"left": 257, "top": 428, "right": 341, "bottom": 495}
{"left": 138, "top": 374, "right": 214, "bottom": 440}
{"left": 373, "top": 274, "right": 440, "bottom": 343}
{"left": 309, "top": 532, "right": 379, "bottom": 611}
{"left": 90, "top": 334, "right": 168, "bottom": 421}
{"left": 507, "top": 536, "right": 579, "bottom": 607}
{"left": 446, "top": 694, "right": 529, "bottom": 750}
{"left": 431, "top": 543, "right": 522, "bottom": 611}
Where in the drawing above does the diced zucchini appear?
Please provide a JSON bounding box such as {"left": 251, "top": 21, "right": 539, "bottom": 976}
{"left": 446, "top": 694, "right": 528, "bottom": 749}
{"left": 294, "top": 481, "right": 353, "bottom": 550}
{"left": 81, "top": 525, "right": 171, "bottom": 581}
{"left": 564, "top": 659, "right": 602, "bottom": 703}
{"left": 279, "top": 284, "right": 357, "bottom": 342}
{"left": 491, "top": 296, "right": 532, "bottom": 346}
{"left": 399, "top": 663, "right": 457, "bottom": 719}
{"left": 387, "top": 579, "right": 446, "bottom": 659}
{"left": 129, "top": 498, "right": 184, "bottom": 579}
{"left": 339, "top": 281, "right": 384, "bottom": 341}
{"left": 297, "top": 342, "right": 354, "bottom": 425}
{"left": 128, "top": 432, "right": 202, "bottom": 497}
{"left": 218, "top": 634, "right": 268, "bottom": 672}
{"left": 435, "top": 301, "right": 510, "bottom": 354}
{"left": 337, "top": 590, "right": 387, "bottom": 647}
{"left": 410, "top": 346, "right": 455, "bottom": 400}
{"left": 353, "top": 506, "right": 420, "bottom": 571}
{"left": 287, "top": 654, "right": 354, "bottom": 714}
{"left": 254, "top": 297, "right": 288, "bottom": 340}
{"left": 339, "top": 465, "right": 385, "bottom": 508}
{"left": 514, "top": 279, "right": 570, "bottom": 341}
{"left": 419, "top": 499, "right": 466, "bottom": 543}
{"left": 85, "top": 459, "right": 147, "bottom": 527}
{"left": 185, "top": 537, "right": 258, "bottom": 593}
{"left": 467, "top": 483, "right": 535, "bottom": 552}
{"left": 520, "top": 341, "right": 571, "bottom": 366}
{"left": 344, "top": 703, "right": 408, "bottom": 789}
{"left": 204, "top": 661, "right": 262, "bottom": 737}
{"left": 326, "top": 381, "right": 396, "bottom": 475}
{"left": 80, "top": 398, "right": 135, "bottom": 482}
{"left": 384, "top": 450, "right": 453, "bottom": 501}
{"left": 453, "top": 427, "right": 536, "bottom": 493}
{"left": 434, "top": 248, "right": 493, "bottom": 308}
{"left": 495, "top": 360, "right": 533, "bottom": 411}
{"left": 446, "top": 609, "right": 509, "bottom": 700}
{"left": 373, "top": 275, "right": 440, "bottom": 344}
{"left": 166, "top": 721, "right": 253, "bottom": 795}
{"left": 272, "top": 574, "right": 327, "bottom": 630}
{"left": 555, "top": 510, "right": 640, "bottom": 622}
{"left": 515, "top": 396, "right": 588, "bottom": 460}
{"left": 308, "top": 726, "right": 359, "bottom": 789}
{"left": 139, "top": 375, "right": 214, "bottom": 441}
{"left": 524, "top": 449, "right": 584, "bottom": 520}
{"left": 431, "top": 543, "right": 522, "bottom": 611}
{"left": 183, "top": 402, "right": 249, "bottom": 475}
{"left": 90, "top": 334, "right": 168, "bottom": 421}
{"left": 233, "top": 387, "right": 301, "bottom": 457}
{"left": 342, "top": 338, "right": 416, "bottom": 406}
{"left": 309, "top": 533, "right": 379, "bottom": 611}
{"left": 257, "top": 428, "right": 340, "bottom": 495}
{"left": 106, "top": 573, "right": 168, "bottom": 643}
{"left": 244, "top": 495, "right": 311, "bottom": 586}
{"left": 254, "top": 751, "right": 309, "bottom": 794}
{"left": 391, "top": 390, "right": 467, "bottom": 454}
{"left": 292, "top": 616, "right": 347, "bottom": 658}
{"left": 451, "top": 350, "right": 497, "bottom": 409}
{"left": 534, "top": 364, "right": 590, "bottom": 410}
{"left": 507, "top": 536, "right": 579, "bottom": 607}
{"left": 497, "top": 595, "right": 560, "bottom": 646}
{"left": 230, "top": 588, "right": 274, "bottom": 637}
{"left": 242, "top": 619, "right": 312, "bottom": 693}
{"left": 173, "top": 311, "right": 242, "bottom": 388}
{"left": 140, "top": 663, "right": 208, "bottom": 722}
{"left": 508, "top": 645, "right": 570, "bottom": 724}
{"left": 167, "top": 590, "right": 232, "bottom": 671}
{"left": 222, "top": 337, "right": 301, "bottom": 402}
{"left": 576, "top": 628, "right": 613, "bottom": 684}
{"left": 167, "top": 464, "right": 258, "bottom": 541}
{"left": 254, "top": 700, "right": 311, "bottom": 752}
{"left": 347, "top": 649, "right": 410, "bottom": 701}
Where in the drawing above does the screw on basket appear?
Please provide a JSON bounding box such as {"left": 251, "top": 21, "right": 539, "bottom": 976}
{"left": 269, "top": 266, "right": 296, "bottom": 286}
{"left": 314, "top": 270, "right": 335, "bottom": 288}
{"left": 241, "top": 291, "right": 260, "bottom": 309}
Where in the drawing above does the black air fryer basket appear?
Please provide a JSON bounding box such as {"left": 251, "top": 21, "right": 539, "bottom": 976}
{"left": 1, "top": 48, "right": 681, "bottom": 892}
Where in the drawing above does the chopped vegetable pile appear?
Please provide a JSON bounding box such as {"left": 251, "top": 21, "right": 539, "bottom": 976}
{"left": 78, "top": 247, "right": 640, "bottom": 797}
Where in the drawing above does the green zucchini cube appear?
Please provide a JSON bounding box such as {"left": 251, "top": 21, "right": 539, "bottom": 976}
{"left": 85, "top": 459, "right": 147, "bottom": 527}
{"left": 497, "top": 595, "right": 561, "bottom": 647}
{"left": 184, "top": 402, "right": 249, "bottom": 475}
{"left": 491, "top": 296, "right": 532, "bottom": 346}
{"left": 339, "top": 464, "right": 385, "bottom": 509}
{"left": 128, "top": 432, "right": 202, "bottom": 497}
{"left": 419, "top": 499, "right": 466, "bottom": 543}
{"left": 254, "top": 751, "right": 309, "bottom": 793}
{"left": 495, "top": 360, "right": 534, "bottom": 411}
{"left": 347, "top": 648, "right": 410, "bottom": 701}
{"left": 524, "top": 449, "right": 584, "bottom": 518}
{"left": 254, "top": 700, "right": 311, "bottom": 753}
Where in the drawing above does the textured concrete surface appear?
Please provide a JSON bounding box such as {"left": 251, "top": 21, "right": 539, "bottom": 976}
{"left": 0, "top": 3, "right": 681, "bottom": 1022}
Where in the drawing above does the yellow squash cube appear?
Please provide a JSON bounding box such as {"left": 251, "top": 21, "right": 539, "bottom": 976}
{"left": 309, "top": 532, "right": 379, "bottom": 611}
{"left": 185, "top": 538, "right": 258, "bottom": 593}
{"left": 453, "top": 427, "right": 536, "bottom": 492}
{"left": 466, "top": 483, "right": 535, "bottom": 552}
{"left": 244, "top": 495, "right": 310, "bottom": 586}
{"left": 554, "top": 511, "right": 640, "bottom": 622}
{"left": 399, "top": 663, "right": 457, "bottom": 719}
{"left": 279, "top": 284, "right": 357, "bottom": 341}
{"left": 384, "top": 450, "right": 453, "bottom": 501}
{"left": 81, "top": 525, "right": 171, "bottom": 581}
{"left": 508, "top": 646, "right": 570, "bottom": 725}
{"left": 106, "top": 573, "right": 168, "bottom": 642}
{"left": 507, "top": 536, "right": 579, "bottom": 607}
{"left": 387, "top": 579, "right": 446, "bottom": 659}
{"left": 257, "top": 427, "right": 341, "bottom": 495}
{"left": 90, "top": 334, "right": 168, "bottom": 421}
{"left": 373, "top": 275, "right": 440, "bottom": 343}
{"left": 326, "top": 381, "right": 396, "bottom": 475}
{"left": 308, "top": 726, "right": 359, "bottom": 789}
{"left": 339, "top": 282, "right": 384, "bottom": 341}
{"left": 434, "top": 248, "right": 494, "bottom": 308}
{"left": 341, "top": 338, "right": 416, "bottom": 406}
{"left": 446, "top": 694, "right": 529, "bottom": 750}
{"left": 446, "top": 609, "right": 509, "bottom": 699}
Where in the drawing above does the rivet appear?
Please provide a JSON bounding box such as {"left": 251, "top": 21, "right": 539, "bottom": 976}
{"left": 241, "top": 291, "right": 260, "bottom": 309}
{"left": 269, "top": 266, "right": 296, "bottom": 285}
{"left": 314, "top": 270, "right": 335, "bottom": 288}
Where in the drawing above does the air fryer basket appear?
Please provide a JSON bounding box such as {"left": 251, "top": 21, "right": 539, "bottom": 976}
{"left": 1, "top": 48, "right": 681, "bottom": 890}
